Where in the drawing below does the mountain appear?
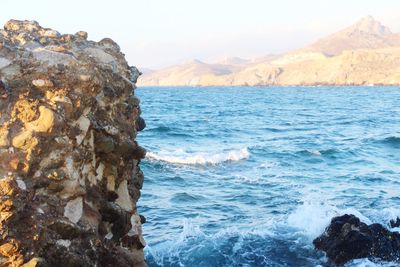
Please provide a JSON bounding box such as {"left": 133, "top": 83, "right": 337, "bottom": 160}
{"left": 139, "top": 67, "right": 155, "bottom": 75}
{"left": 139, "top": 16, "right": 400, "bottom": 86}
{"left": 215, "top": 57, "right": 250, "bottom": 66}
{"left": 139, "top": 59, "right": 242, "bottom": 86}
{"left": 300, "top": 15, "right": 400, "bottom": 56}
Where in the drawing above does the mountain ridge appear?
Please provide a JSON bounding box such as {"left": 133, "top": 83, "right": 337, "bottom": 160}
{"left": 139, "top": 16, "right": 400, "bottom": 86}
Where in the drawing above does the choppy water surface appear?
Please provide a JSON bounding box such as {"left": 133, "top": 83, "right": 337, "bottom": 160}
{"left": 136, "top": 86, "right": 400, "bottom": 267}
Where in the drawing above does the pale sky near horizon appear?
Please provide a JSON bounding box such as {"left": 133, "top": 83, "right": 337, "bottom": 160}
{"left": 1, "top": 0, "right": 400, "bottom": 69}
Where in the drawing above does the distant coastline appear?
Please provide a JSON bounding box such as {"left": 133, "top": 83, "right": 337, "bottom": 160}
{"left": 138, "top": 84, "right": 400, "bottom": 88}
{"left": 139, "top": 16, "right": 400, "bottom": 87}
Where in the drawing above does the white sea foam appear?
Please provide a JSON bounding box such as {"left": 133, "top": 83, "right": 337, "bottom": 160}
{"left": 146, "top": 147, "right": 250, "bottom": 165}
{"left": 144, "top": 219, "right": 213, "bottom": 266}
{"left": 367, "top": 207, "right": 400, "bottom": 231}
{"left": 378, "top": 207, "right": 400, "bottom": 225}
{"left": 286, "top": 199, "right": 400, "bottom": 266}
{"left": 308, "top": 149, "right": 322, "bottom": 156}
{"left": 146, "top": 212, "right": 398, "bottom": 267}
{"left": 232, "top": 174, "right": 261, "bottom": 184}
{"left": 144, "top": 220, "right": 195, "bottom": 266}
{"left": 145, "top": 218, "right": 274, "bottom": 266}
{"left": 259, "top": 160, "right": 279, "bottom": 169}
{"left": 287, "top": 200, "right": 371, "bottom": 240}
{"left": 345, "top": 258, "right": 399, "bottom": 267}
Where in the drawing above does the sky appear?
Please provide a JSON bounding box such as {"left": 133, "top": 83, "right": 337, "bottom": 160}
{"left": 1, "top": 0, "right": 400, "bottom": 69}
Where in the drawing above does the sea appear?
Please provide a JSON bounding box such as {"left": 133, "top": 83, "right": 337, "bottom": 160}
{"left": 136, "top": 86, "right": 400, "bottom": 267}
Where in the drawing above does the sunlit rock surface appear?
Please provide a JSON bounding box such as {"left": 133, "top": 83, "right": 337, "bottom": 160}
{"left": 0, "top": 20, "right": 146, "bottom": 266}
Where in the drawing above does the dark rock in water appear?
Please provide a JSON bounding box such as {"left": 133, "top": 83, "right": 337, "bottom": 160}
{"left": 313, "top": 214, "right": 400, "bottom": 265}
{"left": 139, "top": 214, "right": 146, "bottom": 224}
{"left": 390, "top": 217, "right": 400, "bottom": 228}
{"left": 136, "top": 116, "right": 146, "bottom": 131}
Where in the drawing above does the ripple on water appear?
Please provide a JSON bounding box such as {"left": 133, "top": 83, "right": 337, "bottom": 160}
{"left": 295, "top": 148, "right": 347, "bottom": 158}
{"left": 170, "top": 192, "right": 207, "bottom": 204}
{"left": 380, "top": 136, "right": 400, "bottom": 148}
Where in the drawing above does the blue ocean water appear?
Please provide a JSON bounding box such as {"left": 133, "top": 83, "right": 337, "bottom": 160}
{"left": 136, "top": 86, "right": 400, "bottom": 267}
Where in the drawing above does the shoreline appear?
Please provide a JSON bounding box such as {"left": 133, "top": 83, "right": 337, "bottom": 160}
{"left": 137, "top": 84, "right": 400, "bottom": 88}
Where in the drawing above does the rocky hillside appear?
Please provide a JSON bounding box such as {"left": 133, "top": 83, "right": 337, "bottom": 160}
{"left": 141, "top": 59, "right": 241, "bottom": 86}
{"left": 300, "top": 15, "right": 400, "bottom": 56}
{"left": 139, "top": 16, "right": 400, "bottom": 86}
{"left": 0, "top": 20, "right": 147, "bottom": 266}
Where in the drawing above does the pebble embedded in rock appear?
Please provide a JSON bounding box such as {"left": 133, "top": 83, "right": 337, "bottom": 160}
{"left": 32, "top": 79, "right": 53, "bottom": 88}
{"left": 40, "top": 29, "right": 60, "bottom": 38}
{"left": 75, "top": 31, "right": 88, "bottom": 39}
{"left": 64, "top": 197, "right": 83, "bottom": 224}
{"left": 0, "top": 80, "right": 9, "bottom": 98}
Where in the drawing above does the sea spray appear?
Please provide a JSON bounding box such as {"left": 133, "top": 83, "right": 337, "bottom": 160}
{"left": 287, "top": 201, "right": 372, "bottom": 240}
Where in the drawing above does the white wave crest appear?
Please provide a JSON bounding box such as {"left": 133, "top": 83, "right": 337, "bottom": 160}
{"left": 146, "top": 147, "right": 250, "bottom": 165}
{"left": 346, "top": 258, "right": 399, "bottom": 267}
{"left": 287, "top": 201, "right": 371, "bottom": 240}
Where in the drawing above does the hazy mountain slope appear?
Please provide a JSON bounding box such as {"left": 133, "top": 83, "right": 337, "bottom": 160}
{"left": 215, "top": 57, "right": 250, "bottom": 66}
{"left": 301, "top": 16, "right": 400, "bottom": 56}
{"left": 139, "top": 16, "right": 400, "bottom": 86}
{"left": 140, "top": 59, "right": 242, "bottom": 86}
{"left": 139, "top": 67, "right": 155, "bottom": 75}
{"left": 231, "top": 47, "right": 400, "bottom": 86}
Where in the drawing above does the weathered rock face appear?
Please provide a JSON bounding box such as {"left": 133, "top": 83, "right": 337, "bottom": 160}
{"left": 0, "top": 20, "right": 147, "bottom": 266}
{"left": 313, "top": 214, "right": 400, "bottom": 265}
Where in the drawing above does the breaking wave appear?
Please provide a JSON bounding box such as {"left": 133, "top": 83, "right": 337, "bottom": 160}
{"left": 287, "top": 201, "right": 372, "bottom": 241}
{"left": 143, "top": 218, "right": 318, "bottom": 267}
{"left": 146, "top": 147, "right": 250, "bottom": 165}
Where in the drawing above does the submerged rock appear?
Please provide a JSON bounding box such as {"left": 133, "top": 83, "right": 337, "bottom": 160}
{"left": 136, "top": 117, "right": 146, "bottom": 132}
{"left": 313, "top": 214, "right": 400, "bottom": 265}
{"left": 0, "top": 19, "right": 146, "bottom": 266}
{"left": 390, "top": 217, "right": 400, "bottom": 228}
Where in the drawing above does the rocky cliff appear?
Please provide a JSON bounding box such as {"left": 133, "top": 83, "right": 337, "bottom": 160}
{"left": 139, "top": 16, "right": 400, "bottom": 86}
{"left": 0, "top": 20, "right": 147, "bottom": 266}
